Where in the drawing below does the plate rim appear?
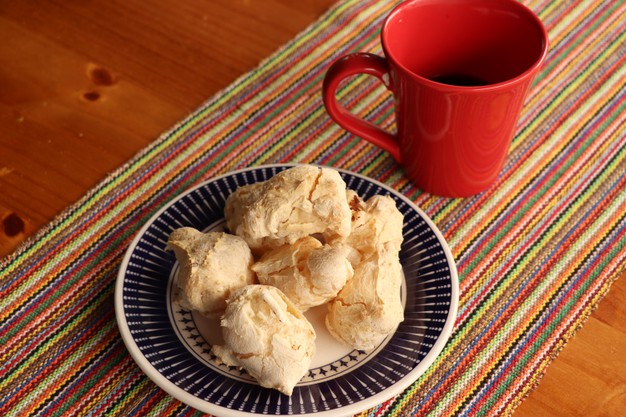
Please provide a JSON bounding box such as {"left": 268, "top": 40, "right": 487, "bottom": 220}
{"left": 114, "top": 163, "right": 459, "bottom": 417}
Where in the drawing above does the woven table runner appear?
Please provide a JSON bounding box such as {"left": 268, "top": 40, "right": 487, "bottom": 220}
{"left": 2, "top": 0, "right": 625, "bottom": 415}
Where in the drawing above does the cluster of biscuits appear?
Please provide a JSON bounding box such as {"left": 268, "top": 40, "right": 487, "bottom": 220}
{"left": 166, "top": 165, "right": 404, "bottom": 396}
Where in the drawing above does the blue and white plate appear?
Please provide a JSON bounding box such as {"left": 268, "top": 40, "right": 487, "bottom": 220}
{"left": 115, "top": 164, "right": 458, "bottom": 417}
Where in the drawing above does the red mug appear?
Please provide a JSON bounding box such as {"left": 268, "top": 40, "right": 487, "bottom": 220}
{"left": 323, "top": 0, "right": 548, "bottom": 197}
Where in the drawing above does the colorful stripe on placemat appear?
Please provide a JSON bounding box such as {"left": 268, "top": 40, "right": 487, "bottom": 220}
{"left": 1, "top": 0, "right": 625, "bottom": 416}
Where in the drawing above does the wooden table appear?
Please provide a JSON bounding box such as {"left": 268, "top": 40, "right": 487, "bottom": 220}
{"left": 1, "top": 1, "right": 624, "bottom": 415}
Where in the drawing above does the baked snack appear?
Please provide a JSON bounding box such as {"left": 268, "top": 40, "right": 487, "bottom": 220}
{"left": 252, "top": 236, "right": 354, "bottom": 312}
{"left": 331, "top": 190, "right": 404, "bottom": 267}
{"left": 168, "top": 165, "right": 407, "bottom": 394}
{"left": 166, "top": 228, "right": 255, "bottom": 318}
{"left": 325, "top": 242, "right": 404, "bottom": 351}
{"left": 212, "top": 285, "right": 316, "bottom": 396}
{"left": 224, "top": 165, "right": 352, "bottom": 253}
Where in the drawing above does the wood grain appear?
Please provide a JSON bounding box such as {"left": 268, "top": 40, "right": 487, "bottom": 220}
{"left": 1, "top": 1, "right": 624, "bottom": 415}
{"left": 0, "top": 0, "right": 336, "bottom": 256}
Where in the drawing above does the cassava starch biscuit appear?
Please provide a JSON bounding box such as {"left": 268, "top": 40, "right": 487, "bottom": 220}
{"left": 166, "top": 228, "right": 255, "bottom": 318}
{"left": 325, "top": 242, "right": 404, "bottom": 351}
{"left": 252, "top": 236, "right": 354, "bottom": 312}
{"left": 330, "top": 190, "right": 404, "bottom": 268}
{"left": 212, "top": 285, "right": 316, "bottom": 396}
{"left": 224, "top": 165, "right": 352, "bottom": 253}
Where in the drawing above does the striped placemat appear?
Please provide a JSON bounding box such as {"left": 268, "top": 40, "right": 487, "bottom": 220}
{"left": 1, "top": 0, "right": 625, "bottom": 416}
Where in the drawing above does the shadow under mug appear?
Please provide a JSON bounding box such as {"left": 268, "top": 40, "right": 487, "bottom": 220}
{"left": 323, "top": 0, "right": 548, "bottom": 197}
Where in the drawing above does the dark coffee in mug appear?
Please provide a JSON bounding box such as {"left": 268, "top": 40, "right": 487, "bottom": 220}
{"left": 429, "top": 74, "right": 490, "bottom": 87}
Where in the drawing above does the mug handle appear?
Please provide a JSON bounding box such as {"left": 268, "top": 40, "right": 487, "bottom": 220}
{"left": 322, "top": 53, "right": 401, "bottom": 163}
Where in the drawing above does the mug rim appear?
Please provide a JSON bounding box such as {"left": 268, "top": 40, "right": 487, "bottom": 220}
{"left": 380, "top": 0, "right": 549, "bottom": 91}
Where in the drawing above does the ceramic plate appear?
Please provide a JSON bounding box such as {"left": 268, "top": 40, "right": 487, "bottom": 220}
{"left": 115, "top": 164, "right": 458, "bottom": 416}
